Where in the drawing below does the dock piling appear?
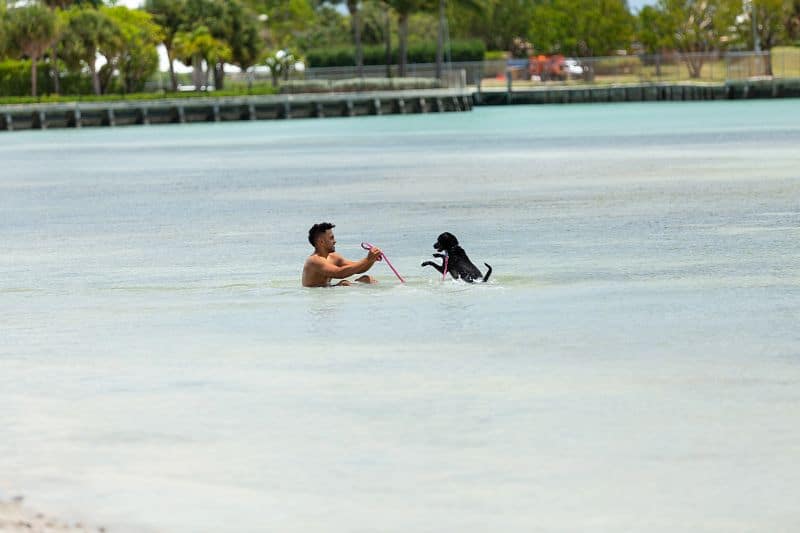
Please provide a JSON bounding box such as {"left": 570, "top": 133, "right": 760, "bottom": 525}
{"left": 69, "top": 108, "right": 82, "bottom": 128}
{"left": 33, "top": 111, "right": 47, "bottom": 130}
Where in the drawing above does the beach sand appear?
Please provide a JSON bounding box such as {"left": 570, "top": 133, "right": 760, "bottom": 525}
{"left": 0, "top": 497, "right": 103, "bottom": 533}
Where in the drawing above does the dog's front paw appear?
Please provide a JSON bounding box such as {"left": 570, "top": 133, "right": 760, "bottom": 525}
{"left": 421, "top": 261, "right": 432, "bottom": 267}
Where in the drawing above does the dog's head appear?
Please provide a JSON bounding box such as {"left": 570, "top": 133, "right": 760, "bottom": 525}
{"left": 434, "top": 232, "right": 459, "bottom": 252}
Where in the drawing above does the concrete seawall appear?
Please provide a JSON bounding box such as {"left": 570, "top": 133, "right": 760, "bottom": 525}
{"left": 1, "top": 79, "right": 797, "bottom": 132}
{"left": 0, "top": 89, "right": 473, "bottom": 132}
{"left": 475, "top": 78, "right": 800, "bottom": 105}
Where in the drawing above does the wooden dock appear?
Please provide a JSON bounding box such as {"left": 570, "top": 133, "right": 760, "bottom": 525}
{"left": 0, "top": 89, "right": 474, "bottom": 131}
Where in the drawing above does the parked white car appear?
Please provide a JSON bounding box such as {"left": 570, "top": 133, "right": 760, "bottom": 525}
{"left": 562, "top": 58, "right": 584, "bottom": 78}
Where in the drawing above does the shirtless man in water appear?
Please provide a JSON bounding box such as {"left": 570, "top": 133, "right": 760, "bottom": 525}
{"left": 302, "top": 222, "right": 382, "bottom": 287}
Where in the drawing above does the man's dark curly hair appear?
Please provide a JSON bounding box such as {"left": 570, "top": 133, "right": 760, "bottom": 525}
{"left": 308, "top": 222, "right": 335, "bottom": 246}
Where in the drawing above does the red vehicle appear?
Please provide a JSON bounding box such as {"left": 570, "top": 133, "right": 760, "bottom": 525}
{"left": 529, "top": 54, "right": 584, "bottom": 81}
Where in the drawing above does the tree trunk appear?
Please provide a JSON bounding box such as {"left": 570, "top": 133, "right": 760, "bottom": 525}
{"left": 764, "top": 50, "right": 773, "bottom": 76}
{"left": 213, "top": 63, "right": 225, "bottom": 90}
{"left": 31, "top": 57, "right": 38, "bottom": 98}
{"left": 689, "top": 57, "right": 703, "bottom": 78}
{"left": 349, "top": 0, "right": 363, "bottom": 77}
{"left": 398, "top": 13, "right": 408, "bottom": 77}
{"left": 435, "top": 0, "right": 445, "bottom": 79}
{"left": 51, "top": 45, "right": 60, "bottom": 95}
{"left": 89, "top": 60, "right": 101, "bottom": 95}
{"left": 383, "top": 2, "right": 391, "bottom": 78}
{"left": 192, "top": 55, "right": 203, "bottom": 90}
{"left": 166, "top": 46, "right": 178, "bottom": 91}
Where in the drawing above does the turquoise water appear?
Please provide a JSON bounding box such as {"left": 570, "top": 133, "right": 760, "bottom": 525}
{"left": 1, "top": 101, "right": 799, "bottom": 532}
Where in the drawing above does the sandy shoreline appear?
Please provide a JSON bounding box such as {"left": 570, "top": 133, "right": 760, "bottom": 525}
{"left": 0, "top": 496, "right": 104, "bottom": 533}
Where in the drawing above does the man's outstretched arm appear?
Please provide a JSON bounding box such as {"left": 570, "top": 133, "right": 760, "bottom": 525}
{"left": 311, "top": 249, "right": 381, "bottom": 280}
{"left": 331, "top": 249, "right": 382, "bottom": 275}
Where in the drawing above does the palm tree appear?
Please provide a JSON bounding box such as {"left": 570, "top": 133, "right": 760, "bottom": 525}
{"left": 383, "top": 1, "right": 392, "bottom": 77}
{"left": 328, "top": 0, "right": 365, "bottom": 75}
{"left": 41, "top": 0, "right": 102, "bottom": 94}
{"left": 61, "top": 7, "right": 119, "bottom": 95}
{"left": 348, "top": 0, "right": 364, "bottom": 76}
{"left": 434, "top": 0, "right": 480, "bottom": 79}
{"left": 173, "top": 25, "right": 231, "bottom": 90}
{"left": 385, "top": 0, "right": 423, "bottom": 77}
{"left": 4, "top": 4, "right": 60, "bottom": 97}
{"left": 145, "top": 0, "right": 186, "bottom": 91}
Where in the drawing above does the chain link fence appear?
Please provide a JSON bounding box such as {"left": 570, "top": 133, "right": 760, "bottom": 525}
{"left": 481, "top": 49, "right": 800, "bottom": 91}
{"left": 148, "top": 49, "right": 799, "bottom": 93}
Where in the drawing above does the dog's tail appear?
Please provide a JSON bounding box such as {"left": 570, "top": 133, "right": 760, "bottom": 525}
{"left": 482, "top": 263, "right": 492, "bottom": 282}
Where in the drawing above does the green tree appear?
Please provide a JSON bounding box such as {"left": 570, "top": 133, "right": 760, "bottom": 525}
{"left": 307, "top": 0, "right": 365, "bottom": 71}
{"left": 734, "top": 0, "right": 790, "bottom": 74}
{"left": 787, "top": 0, "right": 800, "bottom": 41}
{"left": 450, "top": 0, "right": 536, "bottom": 52}
{"left": 41, "top": 0, "right": 101, "bottom": 8}
{"left": 144, "top": 0, "right": 186, "bottom": 91}
{"left": 173, "top": 25, "right": 231, "bottom": 89}
{"left": 435, "top": 0, "right": 481, "bottom": 78}
{"left": 215, "top": 0, "right": 262, "bottom": 89}
{"left": 295, "top": 3, "right": 350, "bottom": 50}
{"left": 637, "top": 4, "right": 673, "bottom": 75}
{"left": 657, "top": 0, "right": 739, "bottom": 77}
{"left": 349, "top": 0, "right": 365, "bottom": 74}
{"left": 386, "top": 0, "right": 428, "bottom": 75}
{"left": 102, "top": 6, "right": 163, "bottom": 93}
{"left": 4, "top": 4, "right": 60, "bottom": 97}
{"left": 0, "top": 7, "right": 7, "bottom": 59}
{"left": 41, "top": 0, "right": 100, "bottom": 94}
{"left": 176, "top": 0, "right": 261, "bottom": 90}
{"left": 638, "top": 4, "right": 672, "bottom": 53}
{"left": 264, "top": 48, "right": 297, "bottom": 85}
{"left": 529, "top": 0, "right": 634, "bottom": 56}
{"left": 61, "top": 6, "right": 119, "bottom": 94}
{"left": 246, "top": 0, "right": 316, "bottom": 49}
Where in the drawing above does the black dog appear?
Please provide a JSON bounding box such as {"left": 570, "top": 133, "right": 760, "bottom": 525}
{"left": 421, "top": 232, "right": 492, "bottom": 283}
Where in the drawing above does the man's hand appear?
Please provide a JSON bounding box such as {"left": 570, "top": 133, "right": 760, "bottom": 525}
{"left": 367, "top": 247, "right": 383, "bottom": 262}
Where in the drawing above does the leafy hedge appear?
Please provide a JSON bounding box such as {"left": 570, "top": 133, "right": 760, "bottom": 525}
{"left": 306, "top": 40, "right": 486, "bottom": 67}
{"left": 0, "top": 60, "right": 92, "bottom": 96}
{"left": 278, "top": 77, "right": 443, "bottom": 94}
{"left": 0, "top": 85, "right": 279, "bottom": 105}
{"left": 484, "top": 50, "right": 508, "bottom": 61}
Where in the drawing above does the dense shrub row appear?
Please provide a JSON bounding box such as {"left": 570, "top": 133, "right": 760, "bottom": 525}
{"left": 0, "top": 60, "right": 92, "bottom": 96}
{"left": 278, "top": 77, "right": 443, "bottom": 94}
{"left": 0, "top": 83, "right": 279, "bottom": 105}
{"left": 306, "top": 40, "right": 486, "bottom": 67}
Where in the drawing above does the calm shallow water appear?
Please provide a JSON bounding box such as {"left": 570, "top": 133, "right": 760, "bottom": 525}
{"left": 1, "top": 101, "right": 799, "bottom": 532}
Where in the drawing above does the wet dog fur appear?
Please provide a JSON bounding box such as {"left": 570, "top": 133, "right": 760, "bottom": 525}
{"left": 421, "top": 232, "right": 492, "bottom": 283}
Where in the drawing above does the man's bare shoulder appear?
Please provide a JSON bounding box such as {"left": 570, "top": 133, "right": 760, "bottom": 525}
{"left": 302, "top": 254, "right": 329, "bottom": 287}
{"left": 305, "top": 254, "right": 325, "bottom": 264}
{"left": 328, "top": 252, "right": 350, "bottom": 265}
